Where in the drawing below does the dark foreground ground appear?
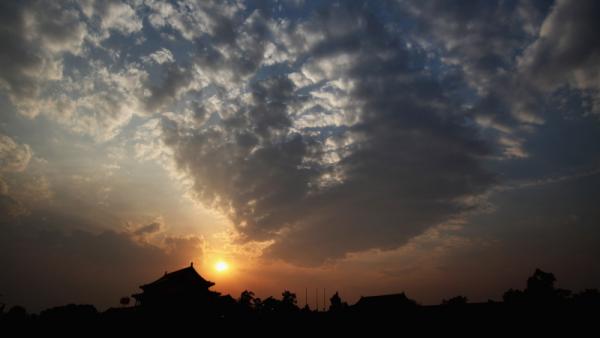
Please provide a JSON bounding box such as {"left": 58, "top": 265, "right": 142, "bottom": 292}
{"left": 1, "top": 301, "right": 598, "bottom": 335}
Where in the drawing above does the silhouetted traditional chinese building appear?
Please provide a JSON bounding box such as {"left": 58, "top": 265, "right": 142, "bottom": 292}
{"left": 353, "top": 292, "right": 418, "bottom": 314}
{"left": 132, "top": 263, "right": 220, "bottom": 308}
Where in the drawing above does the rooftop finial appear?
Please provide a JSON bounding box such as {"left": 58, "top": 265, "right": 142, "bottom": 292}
{"left": 190, "top": 261, "right": 194, "bottom": 267}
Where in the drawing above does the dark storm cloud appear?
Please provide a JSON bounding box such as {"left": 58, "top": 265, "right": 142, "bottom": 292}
{"left": 164, "top": 2, "right": 497, "bottom": 264}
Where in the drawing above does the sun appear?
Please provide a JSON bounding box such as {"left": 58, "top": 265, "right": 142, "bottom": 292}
{"left": 215, "top": 260, "right": 229, "bottom": 273}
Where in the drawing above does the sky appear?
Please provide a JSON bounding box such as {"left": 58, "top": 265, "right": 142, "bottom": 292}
{"left": 1, "top": 0, "right": 599, "bottom": 312}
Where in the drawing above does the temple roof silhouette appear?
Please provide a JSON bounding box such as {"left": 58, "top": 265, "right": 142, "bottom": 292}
{"left": 132, "top": 263, "right": 216, "bottom": 306}
{"left": 139, "top": 263, "right": 215, "bottom": 291}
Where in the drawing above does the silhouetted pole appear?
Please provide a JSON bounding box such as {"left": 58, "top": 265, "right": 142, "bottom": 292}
{"left": 305, "top": 288, "right": 308, "bottom": 309}
{"left": 323, "top": 288, "right": 326, "bottom": 311}
{"left": 315, "top": 288, "right": 318, "bottom": 312}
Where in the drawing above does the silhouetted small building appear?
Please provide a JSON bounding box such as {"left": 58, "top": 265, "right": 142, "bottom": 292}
{"left": 132, "top": 263, "right": 219, "bottom": 308}
{"left": 353, "top": 292, "right": 417, "bottom": 314}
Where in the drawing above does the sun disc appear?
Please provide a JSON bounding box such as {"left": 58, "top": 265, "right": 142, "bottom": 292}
{"left": 215, "top": 261, "right": 229, "bottom": 272}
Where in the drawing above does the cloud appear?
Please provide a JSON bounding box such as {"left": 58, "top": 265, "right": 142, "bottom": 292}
{"left": 0, "top": 0, "right": 597, "bottom": 271}
{"left": 0, "top": 0, "right": 598, "bottom": 311}
{"left": 0, "top": 1, "right": 143, "bottom": 140}
{"left": 0, "top": 1, "right": 87, "bottom": 117}
{"left": 133, "top": 221, "right": 162, "bottom": 236}
{"left": 0, "top": 1, "right": 280, "bottom": 142}
{"left": 40, "top": 62, "right": 149, "bottom": 141}
{"left": 519, "top": 0, "right": 600, "bottom": 114}
{"left": 405, "top": 0, "right": 547, "bottom": 94}
{"left": 0, "top": 177, "right": 28, "bottom": 219}
{"left": 79, "top": 0, "right": 143, "bottom": 42}
{"left": 97, "top": 1, "right": 143, "bottom": 36}
{"left": 25, "top": 2, "right": 88, "bottom": 55}
{"left": 142, "top": 48, "right": 175, "bottom": 65}
{"left": 163, "top": 2, "right": 496, "bottom": 265}
{"left": 0, "top": 134, "right": 32, "bottom": 172}
{"left": 0, "top": 134, "right": 51, "bottom": 221}
{"left": 264, "top": 13, "right": 497, "bottom": 262}
{"left": 146, "top": 0, "right": 242, "bottom": 41}
{"left": 0, "top": 219, "right": 204, "bottom": 311}
{"left": 0, "top": 1, "right": 148, "bottom": 141}
{"left": 403, "top": 0, "right": 554, "bottom": 159}
{"left": 143, "top": 63, "right": 195, "bottom": 113}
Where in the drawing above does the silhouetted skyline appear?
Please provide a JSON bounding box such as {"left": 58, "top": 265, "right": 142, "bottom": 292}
{"left": 1, "top": 266, "right": 598, "bottom": 333}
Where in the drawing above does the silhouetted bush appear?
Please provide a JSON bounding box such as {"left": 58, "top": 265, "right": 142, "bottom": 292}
{"left": 40, "top": 304, "right": 98, "bottom": 324}
{"left": 5, "top": 305, "right": 28, "bottom": 322}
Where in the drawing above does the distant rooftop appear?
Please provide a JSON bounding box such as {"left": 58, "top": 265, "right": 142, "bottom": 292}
{"left": 354, "top": 292, "right": 417, "bottom": 308}
{"left": 140, "top": 263, "right": 215, "bottom": 290}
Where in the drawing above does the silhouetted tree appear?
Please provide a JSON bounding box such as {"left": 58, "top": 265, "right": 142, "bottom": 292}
{"left": 504, "top": 269, "right": 572, "bottom": 306}
{"left": 239, "top": 290, "right": 255, "bottom": 309}
{"left": 526, "top": 269, "right": 556, "bottom": 294}
{"left": 261, "top": 296, "right": 280, "bottom": 314}
{"left": 120, "top": 297, "right": 130, "bottom": 307}
{"left": 329, "top": 292, "right": 348, "bottom": 312}
{"left": 282, "top": 290, "right": 297, "bottom": 307}
{"left": 281, "top": 290, "right": 299, "bottom": 313}
{"left": 526, "top": 268, "right": 573, "bottom": 304}
{"left": 503, "top": 288, "right": 525, "bottom": 304}
{"left": 442, "top": 296, "right": 468, "bottom": 306}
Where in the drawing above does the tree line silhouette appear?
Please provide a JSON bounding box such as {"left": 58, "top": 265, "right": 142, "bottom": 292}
{"left": 1, "top": 267, "right": 598, "bottom": 334}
